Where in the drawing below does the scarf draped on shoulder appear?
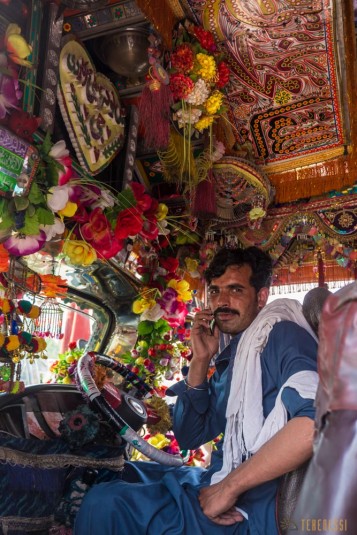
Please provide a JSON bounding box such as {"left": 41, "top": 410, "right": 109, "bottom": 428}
{"left": 211, "top": 298, "right": 319, "bottom": 485}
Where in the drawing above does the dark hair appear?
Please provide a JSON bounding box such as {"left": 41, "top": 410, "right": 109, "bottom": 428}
{"left": 204, "top": 246, "right": 273, "bottom": 292}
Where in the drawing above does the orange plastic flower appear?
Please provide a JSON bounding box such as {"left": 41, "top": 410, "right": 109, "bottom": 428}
{"left": 40, "top": 274, "right": 68, "bottom": 298}
{"left": 0, "top": 244, "right": 9, "bottom": 272}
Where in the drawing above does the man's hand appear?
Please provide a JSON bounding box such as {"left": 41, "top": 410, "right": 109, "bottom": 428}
{"left": 198, "top": 482, "right": 244, "bottom": 526}
{"left": 191, "top": 308, "right": 219, "bottom": 362}
{"left": 187, "top": 309, "right": 220, "bottom": 387}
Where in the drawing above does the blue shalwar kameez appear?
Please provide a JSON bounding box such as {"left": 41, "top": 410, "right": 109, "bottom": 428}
{"left": 74, "top": 321, "right": 317, "bottom": 535}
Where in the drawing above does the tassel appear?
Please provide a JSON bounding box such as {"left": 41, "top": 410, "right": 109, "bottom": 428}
{"left": 192, "top": 169, "right": 217, "bottom": 219}
{"left": 317, "top": 251, "right": 325, "bottom": 287}
{"left": 139, "top": 68, "right": 173, "bottom": 151}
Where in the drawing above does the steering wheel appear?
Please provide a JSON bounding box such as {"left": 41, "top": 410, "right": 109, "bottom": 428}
{"left": 76, "top": 352, "right": 183, "bottom": 467}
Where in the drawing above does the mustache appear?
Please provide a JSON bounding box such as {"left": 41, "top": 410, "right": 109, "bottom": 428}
{"left": 214, "top": 307, "right": 239, "bottom": 317}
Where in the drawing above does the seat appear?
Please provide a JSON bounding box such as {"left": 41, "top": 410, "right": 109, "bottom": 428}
{"left": 0, "top": 384, "right": 125, "bottom": 535}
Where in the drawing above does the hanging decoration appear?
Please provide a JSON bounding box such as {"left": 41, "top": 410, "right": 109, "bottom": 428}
{"left": 139, "top": 32, "right": 173, "bottom": 150}
{"left": 57, "top": 39, "right": 126, "bottom": 175}
{"left": 212, "top": 156, "right": 274, "bottom": 228}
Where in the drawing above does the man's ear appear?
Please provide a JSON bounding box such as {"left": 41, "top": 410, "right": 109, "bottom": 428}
{"left": 257, "top": 287, "right": 269, "bottom": 309}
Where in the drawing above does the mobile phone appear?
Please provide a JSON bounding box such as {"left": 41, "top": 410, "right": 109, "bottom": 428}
{"left": 210, "top": 319, "right": 216, "bottom": 334}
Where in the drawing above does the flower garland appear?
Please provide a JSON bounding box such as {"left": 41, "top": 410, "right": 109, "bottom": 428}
{"left": 169, "top": 20, "right": 230, "bottom": 136}
{"left": 119, "top": 248, "right": 193, "bottom": 386}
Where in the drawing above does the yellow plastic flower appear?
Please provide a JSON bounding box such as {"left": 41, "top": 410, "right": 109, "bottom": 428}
{"left": 132, "top": 298, "right": 156, "bottom": 314}
{"left": 204, "top": 90, "right": 224, "bottom": 115}
{"left": 156, "top": 203, "right": 169, "bottom": 221}
{"left": 194, "top": 115, "right": 215, "bottom": 132}
{"left": 63, "top": 240, "right": 97, "bottom": 266}
{"left": 147, "top": 433, "right": 171, "bottom": 449}
{"left": 249, "top": 207, "right": 266, "bottom": 221}
{"left": 5, "top": 24, "right": 32, "bottom": 67}
{"left": 58, "top": 201, "right": 78, "bottom": 218}
{"left": 167, "top": 279, "right": 192, "bottom": 302}
{"left": 185, "top": 258, "right": 199, "bottom": 274}
{"left": 196, "top": 53, "right": 216, "bottom": 82}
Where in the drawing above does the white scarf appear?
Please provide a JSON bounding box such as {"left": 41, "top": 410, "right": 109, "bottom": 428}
{"left": 211, "top": 298, "right": 319, "bottom": 485}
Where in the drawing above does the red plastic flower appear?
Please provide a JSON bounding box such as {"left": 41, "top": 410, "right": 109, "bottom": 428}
{"left": 170, "top": 44, "right": 194, "bottom": 74}
{"left": 169, "top": 73, "right": 194, "bottom": 101}
{"left": 115, "top": 207, "right": 143, "bottom": 239}
{"left": 216, "top": 61, "right": 230, "bottom": 89}
{"left": 131, "top": 182, "right": 153, "bottom": 213}
{"left": 81, "top": 208, "right": 112, "bottom": 247}
{"left": 140, "top": 217, "right": 159, "bottom": 241}
{"left": 193, "top": 26, "right": 217, "bottom": 53}
{"left": 159, "top": 257, "right": 179, "bottom": 274}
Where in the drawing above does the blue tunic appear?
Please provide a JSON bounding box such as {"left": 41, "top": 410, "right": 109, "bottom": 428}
{"left": 74, "top": 321, "right": 317, "bottom": 535}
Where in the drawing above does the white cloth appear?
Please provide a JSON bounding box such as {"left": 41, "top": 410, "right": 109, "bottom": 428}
{"left": 211, "top": 298, "right": 319, "bottom": 485}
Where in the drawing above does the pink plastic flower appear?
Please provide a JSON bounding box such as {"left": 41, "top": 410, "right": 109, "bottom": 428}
{"left": 0, "top": 73, "right": 22, "bottom": 119}
{"left": 3, "top": 231, "right": 46, "bottom": 256}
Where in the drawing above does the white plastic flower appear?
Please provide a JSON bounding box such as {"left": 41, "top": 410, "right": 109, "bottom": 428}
{"left": 40, "top": 217, "right": 65, "bottom": 241}
{"left": 174, "top": 108, "right": 202, "bottom": 128}
{"left": 185, "top": 79, "right": 210, "bottom": 106}
{"left": 140, "top": 303, "right": 165, "bottom": 322}
{"left": 47, "top": 185, "right": 70, "bottom": 211}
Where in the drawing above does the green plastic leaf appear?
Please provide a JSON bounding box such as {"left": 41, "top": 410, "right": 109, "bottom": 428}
{"left": 36, "top": 206, "right": 55, "bottom": 226}
{"left": 13, "top": 197, "right": 29, "bottom": 211}
{"left": 137, "top": 321, "right": 155, "bottom": 336}
{"left": 116, "top": 188, "right": 136, "bottom": 211}
{"left": 21, "top": 211, "right": 40, "bottom": 235}
{"left": 28, "top": 181, "right": 45, "bottom": 204}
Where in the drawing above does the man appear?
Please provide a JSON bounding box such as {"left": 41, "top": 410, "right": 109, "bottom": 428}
{"left": 74, "top": 246, "right": 318, "bottom": 535}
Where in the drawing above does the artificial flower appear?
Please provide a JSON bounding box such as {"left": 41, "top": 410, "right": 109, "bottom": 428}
{"left": 159, "top": 257, "right": 179, "bottom": 274}
{"left": 97, "top": 236, "right": 124, "bottom": 259}
{"left": 193, "top": 25, "right": 217, "bottom": 53}
{"left": 7, "top": 109, "right": 41, "bottom": 141}
{"left": 167, "top": 279, "right": 192, "bottom": 302}
{"left": 3, "top": 231, "right": 46, "bottom": 256}
{"left": 185, "top": 78, "right": 210, "bottom": 106}
{"left": 156, "top": 203, "right": 169, "bottom": 221}
{"left": 249, "top": 207, "right": 266, "bottom": 220}
{"left": 132, "top": 297, "right": 157, "bottom": 315}
{"left": 140, "top": 218, "right": 159, "bottom": 241}
{"left": 194, "top": 115, "right": 215, "bottom": 132}
{"left": 185, "top": 258, "right": 200, "bottom": 276}
{"left": 81, "top": 208, "right": 112, "bottom": 247}
{"left": 140, "top": 303, "right": 165, "bottom": 322}
{"left": 196, "top": 53, "right": 217, "bottom": 82}
{"left": 49, "top": 140, "right": 73, "bottom": 184}
{"left": 0, "top": 243, "right": 9, "bottom": 272}
{"left": 158, "top": 288, "right": 188, "bottom": 327}
{"left": 63, "top": 239, "right": 97, "bottom": 266}
{"left": 0, "top": 72, "right": 22, "bottom": 119}
{"left": 4, "top": 24, "right": 32, "bottom": 67}
{"left": 35, "top": 274, "right": 68, "bottom": 298}
{"left": 47, "top": 186, "right": 70, "bottom": 212}
{"left": 115, "top": 207, "right": 143, "bottom": 239}
{"left": 57, "top": 200, "right": 78, "bottom": 218}
{"left": 40, "top": 217, "right": 65, "bottom": 241}
{"left": 169, "top": 73, "right": 195, "bottom": 101}
{"left": 216, "top": 61, "right": 230, "bottom": 89}
{"left": 147, "top": 433, "right": 170, "bottom": 449}
{"left": 170, "top": 44, "right": 194, "bottom": 74}
{"left": 204, "top": 90, "right": 224, "bottom": 115}
{"left": 131, "top": 182, "right": 154, "bottom": 213}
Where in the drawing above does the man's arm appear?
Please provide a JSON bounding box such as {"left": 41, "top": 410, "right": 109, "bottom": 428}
{"left": 198, "top": 416, "right": 314, "bottom": 525}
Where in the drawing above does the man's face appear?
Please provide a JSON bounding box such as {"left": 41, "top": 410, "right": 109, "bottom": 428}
{"left": 207, "top": 264, "right": 269, "bottom": 335}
